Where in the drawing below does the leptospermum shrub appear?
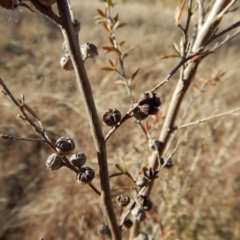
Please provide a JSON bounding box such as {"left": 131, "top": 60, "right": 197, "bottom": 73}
{"left": 1, "top": 0, "right": 240, "bottom": 239}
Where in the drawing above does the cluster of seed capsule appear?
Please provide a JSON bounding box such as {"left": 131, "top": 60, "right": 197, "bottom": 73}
{"left": 133, "top": 91, "right": 161, "bottom": 120}
{"left": 115, "top": 193, "right": 152, "bottom": 230}
{"left": 136, "top": 167, "right": 159, "bottom": 188}
{"left": 46, "top": 137, "right": 95, "bottom": 184}
{"left": 101, "top": 91, "right": 161, "bottom": 127}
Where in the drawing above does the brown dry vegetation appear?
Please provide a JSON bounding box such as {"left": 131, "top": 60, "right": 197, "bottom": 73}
{"left": 0, "top": 1, "right": 240, "bottom": 240}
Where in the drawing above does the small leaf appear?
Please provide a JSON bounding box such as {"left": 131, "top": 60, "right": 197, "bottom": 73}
{"left": 172, "top": 42, "right": 180, "bottom": 54}
{"left": 114, "top": 80, "right": 125, "bottom": 85}
{"left": 175, "top": 0, "right": 187, "bottom": 25}
{"left": 103, "top": 46, "right": 122, "bottom": 55}
{"left": 117, "top": 22, "right": 128, "bottom": 29}
{"left": 97, "top": 8, "right": 106, "bottom": 17}
{"left": 114, "top": 56, "right": 119, "bottom": 68}
{"left": 113, "top": 12, "right": 118, "bottom": 22}
{"left": 109, "top": 59, "right": 114, "bottom": 67}
{"left": 131, "top": 67, "right": 140, "bottom": 81}
{"left": 103, "top": 46, "right": 116, "bottom": 51}
{"left": 109, "top": 172, "right": 125, "bottom": 178}
{"left": 101, "top": 67, "right": 116, "bottom": 71}
{"left": 94, "top": 16, "right": 103, "bottom": 20}
{"left": 133, "top": 146, "right": 142, "bottom": 154}
{"left": 119, "top": 40, "right": 126, "bottom": 46}
{"left": 95, "top": 18, "right": 105, "bottom": 24}
{"left": 17, "top": 99, "right": 40, "bottom": 120}
{"left": 112, "top": 22, "right": 128, "bottom": 32}
{"left": 112, "top": 21, "right": 120, "bottom": 32}
{"left": 107, "top": 0, "right": 112, "bottom": 7}
{"left": 115, "top": 163, "right": 126, "bottom": 173}
{"left": 103, "top": 22, "right": 111, "bottom": 32}
{"left": 125, "top": 45, "right": 139, "bottom": 55}
{"left": 159, "top": 55, "right": 179, "bottom": 59}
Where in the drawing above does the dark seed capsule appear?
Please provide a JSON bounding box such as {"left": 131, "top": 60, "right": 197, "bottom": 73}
{"left": 46, "top": 153, "right": 63, "bottom": 171}
{"left": 102, "top": 108, "right": 121, "bottom": 126}
{"left": 76, "top": 166, "right": 95, "bottom": 184}
{"left": 55, "top": 137, "right": 75, "bottom": 155}
{"left": 116, "top": 195, "right": 130, "bottom": 207}
{"left": 70, "top": 152, "right": 87, "bottom": 168}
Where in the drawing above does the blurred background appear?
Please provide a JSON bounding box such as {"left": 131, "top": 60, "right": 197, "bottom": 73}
{"left": 0, "top": 0, "right": 240, "bottom": 239}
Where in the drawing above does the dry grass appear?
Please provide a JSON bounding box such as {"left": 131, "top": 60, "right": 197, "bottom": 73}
{"left": 0, "top": 1, "right": 240, "bottom": 239}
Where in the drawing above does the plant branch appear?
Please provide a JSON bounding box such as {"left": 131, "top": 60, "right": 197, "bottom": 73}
{"left": 0, "top": 77, "right": 55, "bottom": 150}
{"left": 145, "top": 0, "right": 236, "bottom": 207}
{"left": 88, "top": 183, "right": 101, "bottom": 196}
{"left": 0, "top": 134, "right": 46, "bottom": 142}
{"left": 174, "top": 107, "right": 240, "bottom": 130}
{"left": 56, "top": 0, "right": 121, "bottom": 239}
{"left": 0, "top": 77, "right": 79, "bottom": 174}
{"left": 105, "top": 18, "right": 240, "bottom": 144}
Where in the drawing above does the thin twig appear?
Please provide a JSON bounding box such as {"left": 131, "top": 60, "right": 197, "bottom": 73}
{"left": 0, "top": 77, "right": 79, "bottom": 174}
{"left": 216, "top": 0, "right": 237, "bottom": 18}
{"left": 164, "top": 81, "right": 207, "bottom": 155}
{"left": 0, "top": 78, "right": 55, "bottom": 150}
{"left": 174, "top": 107, "right": 240, "bottom": 130}
{"left": 197, "top": 0, "right": 205, "bottom": 28}
{"left": 105, "top": 5, "right": 134, "bottom": 104}
{"left": 0, "top": 134, "right": 46, "bottom": 142}
{"left": 103, "top": 3, "right": 151, "bottom": 142}
{"left": 211, "top": 29, "right": 240, "bottom": 51}
{"left": 88, "top": 183, "right": 101, "bottom": 196}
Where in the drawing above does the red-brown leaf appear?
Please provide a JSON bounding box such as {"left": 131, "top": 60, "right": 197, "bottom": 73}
{"left": 97, "top": 8, "right": 106, "bottom": 17}
{"left": 101, "top": 67, "right": 116, "bottom": 71}
{"left": 119, "top": 40, "right": 126, "bottom": 46}
{"left": 103, "top": 22, "right": 110, "bottom": 32}
{"left": 125, "top": 45, "right": 139, "bottom": 55}
{"left": 159, "top": 54, "right": 179, "bottom": 59}
{"left": 109, "top": 59, "right": 114, "bottom": 67}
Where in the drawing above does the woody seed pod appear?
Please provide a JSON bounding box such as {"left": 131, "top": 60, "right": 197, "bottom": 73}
{"left": 81, "top": 43, "right": 98, "bottom": 61}
{"left": 137, "top": 195, "right": 152, "bottom": 211}
{"left": 160, "top": 157, "right": 173, "bottom": 168}
{"left": 102, "top": 108, "right": 121, "bottom": 126}
{"left": 133, "top": 104, "right": 150, "bottom": 120}
{"left": 60, "top": 43, "right": 97, "bottom": 70}
{"left": 116, "top": 194, "right": 130, "bottom": 207}
{"left": 123, "top": 219, "right": 133, "bottom": 229}
{"left": 131, "top": 205, "right": 146, "bottom": 222}
{"left": 148, "top": 139, "right": 161, "bottom": 151}
{"left": 70, "top": 152, "right": 87, "bottom": 168}
{"left": 144, "top": 167, "right": 159, "bottom": 180}
{"left": 76, "top": 166, "right": 95, "bottom": 184}
{"left": 46, "top": 153, "right": 63, "bottom": 170}
{"left": 133, "top": 92, "right": 161, "bottom": 120}
{"left": 55, "top": 137, "right": 75, "bottom": 155}
{"left": 60, "top": 54, "right": 74, "bottom": 71}
{"left": 136, "top": 176, "right": 149, "bottom": 188}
